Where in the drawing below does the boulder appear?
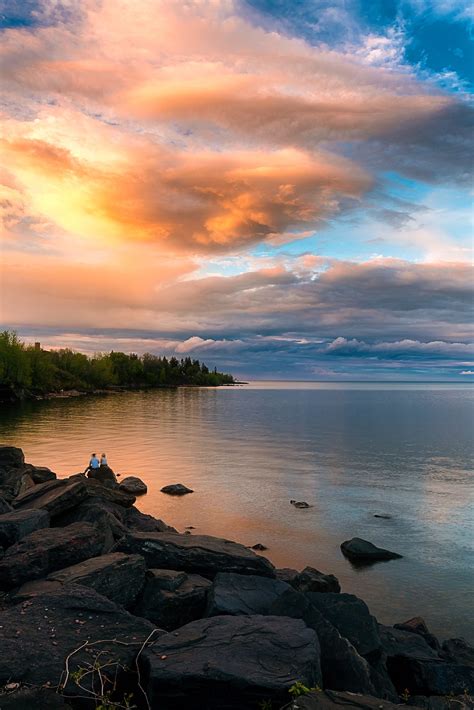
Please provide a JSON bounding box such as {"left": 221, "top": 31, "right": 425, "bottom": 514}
{"left": 13, "top": 478, "right": 88, "bottom": 519}
{"left": 206, "top": 572, "right": 290, "bottom": 616}
{"left": 250, "top": 543, "right": 268, "bottom": 550}
{"left": 0, "top": 585, "right": 158, "bottom": 697}
{"left": 271, "top": 589, "right": 394, "bottom": 698}
{"left": 47, "top": 552, "right": 146, "bottom": 608}
{"left": 161, "top": 483, "right": 193, "bottom": 496}
{"left": 290, "top": 500, "right": 312, "bottom": 508}
{"left": 0, "top": 522, "right": 105, "bottom": 589}
{"left": 0, "top": 467, "right": 34, "bottom": 501}
{"left": 441, "top": 639, "right": 474, "bottom": 668}
{"left": 87, "top": 464, "right": 117, "bottom": 487}
{"left": 120, "top": 476, "right": 148, "bottom": 495}
{"left": 124, "top": 506, "right": 176, "bottom": 533}
{"left": 281, "top": 690, "right": 422, "bottom": 710}
{"left": 394, "top": 617, "right": 440, "bottom": 650}
{"left": 276, "top": 567, "right": 300, "bottom": 584}
{"left": 134, "top": 569, "right": 211, "bottom": 630}
{"left": 292, "top": 567, "right": 341, "bottom": 594}
{"left": 116, "top": 531, "right": 276, "bottom": 578}
{"left": 0, "top": 688, "right": 73, "bottom": 709}
{"left": 0, "top": 446, "right": 25, "bottom": 468}
{"left": 25, "top": 465, "right": 57, "bottom": 484}
{"left": 307, "top": 593, "right": 381, "bottom": 660}
{"left": 380, "top": 625, "right": 440, "bottom": 663}
{"left": 0, "top": 509, "right": 49, "bottom": 548}
{"left": 83, "top": 477, "right": 136, "bottom": 507}
{"left": 140, "top": 614, "right": 322, "bottom": 709}
{"left": 408, "top": 696, "right": 474, "bottom": 710}
{"left": 341, "top": 538, "right": 403, "bottom": 563}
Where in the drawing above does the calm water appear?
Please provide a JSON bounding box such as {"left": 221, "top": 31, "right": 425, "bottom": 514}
{"left": 0, "top": 383, "right": 473, "bottom": 641}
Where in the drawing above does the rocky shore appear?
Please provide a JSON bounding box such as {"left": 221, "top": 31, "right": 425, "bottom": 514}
{"left": 0, "top": 445, "right": 473, "bottom": 710}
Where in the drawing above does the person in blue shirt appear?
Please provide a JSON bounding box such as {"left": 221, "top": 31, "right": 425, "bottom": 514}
{"left": 85, "top": 453, "right": 100, "bottom": 475}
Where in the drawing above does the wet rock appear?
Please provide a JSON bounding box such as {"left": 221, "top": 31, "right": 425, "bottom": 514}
{"left": 0, "top": 509, "right": 49, "bottom": 548}
{"left": 47, "top": 552, "right": 147, "bottom": 608}
{"left": 0, "top": 522, "right": 105, "bottom": 589}
{"left": 13, "top": 479, "right": 87, "bottom": 519}
{"left": 116, "top": 531, "right": 276, "bottom": 578}
{"left": 374, "top": 514, "right": 393, "bottom": 519}
{"left": 0, "top": 687, "right": 73, "bottom": 709}
{"left": 160, "top": 483, "right": 193, "bottom": 496}
{"left": 124, "top": 506, "right": 176, "bottom": 533}
{"left": 206, "top": 572, "right": 290, "bottom": 617}
{"left": 134, "top": 568, "right": 211, "bottom": 630}
{"left": 394, "top": 617, "right": 440, "bottom": 651}
{"left": 341, "top": 538, "right": 403, "bottom": 563}
{"left": 441, "top": 638, "right": 474, "bottom": 668}
{"left": 120, "top": 476, "right": 148, "bottom": 495}
{"left": 290, "top": 499, "right": 312, "bottom": 508}
{"left": 271, "top": 589, "right": 394, "bottom": 698}
{"left": 250, "top": 542, "right": 268, "bottom": 550}
{"left": 308, "top": 592, "right": 381, "bottom": 660}
{"left": 280, "top": 689, "right": 421, "bottom": 710}
{"left": 292, "top": 567, "right": 341, "bottom": 594}
{"left": 140, "top": 614, "right": 321, "bottom": 709}
{"left": 0, "top": 585, "right": 158, "bottom": 696}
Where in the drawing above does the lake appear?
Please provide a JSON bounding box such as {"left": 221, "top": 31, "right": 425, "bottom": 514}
{"left": 1, "top": 382, "right": 473, "bottom": 641}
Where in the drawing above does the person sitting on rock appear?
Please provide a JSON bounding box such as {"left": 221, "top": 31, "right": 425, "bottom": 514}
{"left": 85, "top": 453, "right": 100, "bottom": 475}
{"left": 100, "top": 453, "right": 108, "bottom": 467}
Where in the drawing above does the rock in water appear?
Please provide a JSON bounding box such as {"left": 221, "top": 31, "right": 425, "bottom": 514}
{"left": 290, "top": 499, "right": 312, "bottom": 508}
{"left": 47, "top": 552, "right": 147, "bottom": 608}
{"left": 133, "top": 568, "right": 211, "bottom": 629}
{"left": 0, "top": 522, "right": 105, "bottom": 589}
{"left": 0, "top": 509, "right": 50, "bottom": 548}
{"left": 206, "top": 572, "right": 290, "bottom": 616}
{"left": 120, "top": 476, "right": 148, "bottom": 495}
{"left": 292, "top": 566, "right": 341, "bottom": 594}
{"left": 140, "top": 614, "right": 322, "bottom": 709}
{"left": 161, "top": 483, "right": 194, "bottom": 496}
{"left": 116, "top": 531, "right": 276, "bottom": 578}
{"left": 341, "top": 537, "right": 402, "bottom": 562}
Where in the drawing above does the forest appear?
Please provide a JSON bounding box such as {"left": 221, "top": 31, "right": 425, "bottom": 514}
{"left": 0, "top": 331, "right": 235, "bottom": 398}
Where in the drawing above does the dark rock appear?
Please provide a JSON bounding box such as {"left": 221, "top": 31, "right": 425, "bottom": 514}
{"left": 0, "top": 585, "right": 158, "bottom": 697}
{"left": 83, "top": 477, "right": 136, "bottom": 507}
{"left": 140, "top": 614, "right": 321, "bottom": 709}
{"left": 47, "top": 552, "right": 146, "bottom": 608}
{"left": 276, "top": 567, "right": 299, "bottom": 584}
{"left": 290, "top": 499, "right": 312, "bottom": 508}
{"left": 13, "top": 479, "right": 87, "bottom": 519}
{"left": 116, "top": 531, "right": 276, "bottom": 578}
{"left": 0, "top": 446, "right": 24, "bottom": 468}
{"left": 206, "top": 572, "right": 290, "bottom": 617}
{"left": 53, "top": 498, "right": 127, "bottom": 553}
{"left": 0, "top": 509, "right": 49, "bottom": 548}
{"left": 0, "top": 522, "right": 105, "bottom": 589}
{"left": 0, "top": 466, "right": 34, "bottom": 501}
{"left": 409, "top": 696, "right": 474, "bottom": 710}
{"left": 308, "top": 592, "right": 381, "bottom": 660}
{"left": 12, "top": 479, "right": 66, "bottom": 508}
{"left": 0, "top": 496, "right": 13, "bottom": 514}
{"left": 292, "top": 567, "right": 341, "bottom": 594}
{"left": 271, "top": 589, "right": 395, "bottom": 698}
{"left": 134, "top": 568, "right": 211, "bottom": 630}
{"left": 374, "top": 514, "right": 393, "bottom": 519}
{"left": 280, "top": 689, "right": 421, "bottom": 710}
{"left": 380, "top": 625, "right": 440, "bottom": 663}
{"left": 87, "top": 464, "right": 117, "bottom": 487}
{"left": 161, "top": 483, "right": 193, "bottom": 496}
{"left": 120, "top": 476, "right": 148, "bottom": 495}
{"left": 394, "top": 617, "right": 440, "bottom": 651}
{"left": 25, "top": 465, "right": 57, "bottom": 484}
{"left": 124, "top": 506, "right": 176, "bottom": 533}
{"left": 250, "top": 543, "right": 268, "bottom": 550}
{"left": 0, "top": 688, "right": 73, "bottom": 709}
{"left": 341, "top": 538, "right": 403, "bottom": 563}
{"left": 441, "top": 639, "right": 474, "bottom": 668}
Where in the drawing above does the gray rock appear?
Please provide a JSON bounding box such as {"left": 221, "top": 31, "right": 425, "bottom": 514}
{"left": 379, "top": 625, "right": 440, "bottom": 662}
{"left": 0, "top": 585, "right": 158, "bottom": 696}
{"left": 140, "top": 614, "right": 321, "bottom": 709}
{"left": 341, "top": 538, "right": 403, "bottom": 563}
{"left": 0, "top": 496, "right": 13, "bottom": 514}
{"left": 292, "top": 567, "right": 341, "bottom": 594}
{"left": 0, "top": 522, "right": 105, "bottom": 589}
{"left": 271, "top": 589, "right": 393, "bottom": 698}
{"left": 12, "top": 478, "right": 66, "bottom": 508}
{"left": 441, "top": 638, "right": 474, "bottom": 668}
{"left": 280, "top": 689, "right": 421, "bottom": 710}
{"left": 206, "top": 572, "right": 290, "bottom": 616}
{"left": 308, "top": 593, "right": 381, "bottom": 660}
{"left": 120, "top": 476, "right": 148, "bottom": 495}
{"left": 134, "top": 569, "right": 211, "bottom": 629}
{"left": 276, "top": 567, "right": 299, "bottom": 584}
{"left": 394, "top": 617, "right": 440, "bottom": 651}
{"left": 290, "top": 499, "right": 312, "bottom": 508}
{"left": 13, "top": 479, "right": 87, "bottom": 519}
{"left": 408, "top": 696, "right": 474, "bottom": 710}
{"left": 47, "top": 552, "right": 146, "bottom": 608}
{"left": 116, "top": 531, "right": 276, "bottom": 578}
{"left": 124, "top": 506, "right": 176, "bottom": 533}
{"left": 161, "top": 483, "right": 193, "bottom": 496}
{"left": 0, "top": 509, "right": 50, "bottom": 548}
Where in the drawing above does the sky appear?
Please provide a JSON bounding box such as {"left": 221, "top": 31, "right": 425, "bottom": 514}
{"left": 0, "top": 0, "right": 473, "bottom": 380}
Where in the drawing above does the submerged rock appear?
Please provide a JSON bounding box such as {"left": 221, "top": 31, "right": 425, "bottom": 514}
{"left": 161, "top": 483, "right": 194, "bottom": 496}
{"left": 141, "top": 614, "right": 322, "bottom": 709}
{"left": 341, "top": 537, "right": 402, "bottom": 563}
{"left": 116, "top": 531, "right": 276, "bottom": 578}
{"left": 120, "top": 476, "right": 148, "bottom": 495}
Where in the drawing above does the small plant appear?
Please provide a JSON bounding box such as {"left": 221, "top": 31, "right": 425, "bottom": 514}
{"left": 288, "top": 681, "right": 322, "bottom": 698}
{"left": 401, "top": 688, "right": 411, "bottom": 703}
{"left": 259, "top": 700, "right": 273, "bottom": 710}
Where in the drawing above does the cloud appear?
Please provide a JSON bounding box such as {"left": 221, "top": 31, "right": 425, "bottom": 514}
{"left": 460, "top": 370, "right": 474, "bottom": 375}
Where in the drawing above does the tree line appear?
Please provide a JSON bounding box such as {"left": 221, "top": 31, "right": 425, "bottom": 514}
{"left": 0, "top": 331, "right": 235, "bottom": 397}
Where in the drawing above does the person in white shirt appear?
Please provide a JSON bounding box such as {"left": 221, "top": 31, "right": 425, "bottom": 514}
{"left": 100, "top": 453, "right": 108, "bottom": 467}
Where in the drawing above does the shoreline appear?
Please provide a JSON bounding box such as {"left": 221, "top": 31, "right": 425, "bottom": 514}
{"left": 0, "top": 446, "right": 473, "bottom": 709}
